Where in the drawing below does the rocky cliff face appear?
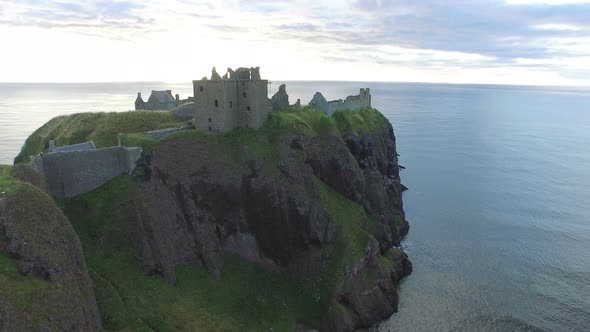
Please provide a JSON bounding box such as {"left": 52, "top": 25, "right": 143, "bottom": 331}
{"left": 5, "top": 107, "right": 411, "bottom": 331}
{"left": 0, "top": 167, "right": 100, "bottom": 331}
{"left": 124, "top": 108, "right": 411, "bottom": 330}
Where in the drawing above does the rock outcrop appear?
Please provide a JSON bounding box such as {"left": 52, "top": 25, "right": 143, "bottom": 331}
{"left": 0, "top": 175, "right": 100, "bottom": 331}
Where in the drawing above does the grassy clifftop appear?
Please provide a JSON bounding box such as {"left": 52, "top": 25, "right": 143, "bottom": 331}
{"left": 120, "top": 107, "right": 389, "bottom": 164}
{"left": 15, "top": 107, "right": 387, "bottom": 164}
{"left": 14, "top": 111, "right": 182, "bottom": 163}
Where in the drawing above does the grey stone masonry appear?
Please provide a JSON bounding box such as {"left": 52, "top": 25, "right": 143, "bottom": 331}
{"left": 271, "top": 84, "right": 289, "bottom": 111}
{"left": 147, "top": 124, "right": 192, "bottom": 140}
{"left": 49, "top": 140, "right": 96, "bottom": 153}
{"left": 193, "top": 67, "right": 269, "bottom": 132}
{"left": 147, "top": 128, "right": 183, "bottom": 140}
{"left": 309, "top": 88, "right": 371, "bottom": 116}
{"left": 29, "top": 146, "right": 142, "bottom": 198}
{"left": 136, "top": 90, "right": 180, "bottom": 111}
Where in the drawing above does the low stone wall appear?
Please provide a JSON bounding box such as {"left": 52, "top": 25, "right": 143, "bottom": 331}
{"left": 29, "top": 146, "right": 142, "bottom": 198}
{"left": 147, "top": 127, "right": 184, "bottom": 140}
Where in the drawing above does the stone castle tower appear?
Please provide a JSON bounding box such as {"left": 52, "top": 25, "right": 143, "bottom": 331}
{"left": 193, "top": 67, "right": 269, "bottom": 132}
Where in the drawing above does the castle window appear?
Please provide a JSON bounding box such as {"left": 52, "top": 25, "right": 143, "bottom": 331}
{"left": 200, "top": 86, "right": 203, "bottom": 92}
{"left": 247, "top": 106, "right": 251, "bottom": 111}
{"left": 215, "top": 99, "right": 219, "bottom": 107}
{"left": 208, "top": 118, "right": 211, "bottom": 123}
{"left": 209, "top": 126, "right": 212, "bottom": 131}
{"left": 243, "top": 92, "right": 247, "bottom": 98}
{"left": 230, "top": 101, "right": 233, "bottom": 108}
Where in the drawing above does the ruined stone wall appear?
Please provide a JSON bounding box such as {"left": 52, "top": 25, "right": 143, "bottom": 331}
{"left": 145, "top": 101, "right": 177, "bottom": 111}
{"left": 326, "top": 97, "right": 362, "bottom": 116}
{"left": 310, "top": 88, "right": 371, "bottom": 116}
{"left": 194, "top": 81, "right": 226, "bottom": 132}
{"left": 238, "top": 80, "right": 255, "bottom": 129}
{"left": 147, "top": 128, "right": 183, "bottom": 140}
{"left": 355, "top": 88, "right": 371, "bottom": 110}
{"left": 309, "top": 92, "right": 328, "bottom": 113}
{"left": 222, "top": 81, "right": 239, "bottom": 131}
{"left": 29, "top": 146, "right": 142, "bottom": 198}
{"left": 238, "top": 79, "right": 269, "bottom": 129}
{"left": 254, "top": 80, "right": 270, "bottom": 128}
{"left": 271, "top": 84, "right": 289, "bottom": 112}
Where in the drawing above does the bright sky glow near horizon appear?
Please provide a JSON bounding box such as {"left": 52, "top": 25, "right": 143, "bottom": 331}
{"left": 1, "top": 0, "right": 590, "bottom": 85}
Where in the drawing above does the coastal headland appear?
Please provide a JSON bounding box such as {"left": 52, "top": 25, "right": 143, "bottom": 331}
{"left": 0, "top": 67, "right": 411, "bottom": 331}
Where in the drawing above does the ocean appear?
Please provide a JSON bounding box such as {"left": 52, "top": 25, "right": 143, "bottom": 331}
{"left": 1, "top": 82, "right": 589, "bottom": 331}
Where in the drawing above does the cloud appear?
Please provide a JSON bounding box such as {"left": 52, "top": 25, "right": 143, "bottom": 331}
{"left": 0, "top": 0, "right": 152, "bottom": 39}
{"left": 1, "top": 0, "right": 590, "bottom": 84}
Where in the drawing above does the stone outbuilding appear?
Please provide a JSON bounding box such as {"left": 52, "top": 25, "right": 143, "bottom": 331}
{"left": 135, "top": 90, "right": 180, "bottom": 111}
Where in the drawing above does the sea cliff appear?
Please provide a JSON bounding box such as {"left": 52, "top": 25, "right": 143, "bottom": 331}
{"left": 1, "top": 107, "right": 411, "bottom": 331}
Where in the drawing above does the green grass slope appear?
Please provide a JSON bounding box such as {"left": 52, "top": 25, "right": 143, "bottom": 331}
{"left": 0, "top": 166, "right": 99, "bottom": 330}
{"left": 14, "top": 111, "right": 181, "bottom": 163}
{"left": 59, "top": 173, "right": 378, "bottom": 331}
{"left": 0, "top": 166, "right": 50, "bottom": 318}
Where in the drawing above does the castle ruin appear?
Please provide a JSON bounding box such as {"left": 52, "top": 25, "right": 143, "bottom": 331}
{"left": 193, "top": 67, "right": 270, "bottom": 132}
{"left": 309, "top": 88, "right": 371, "bottom": 116}
{"left": 23, "top": 67, "right": 374, "bottom": 199}
{"left": 136, "top": 90, "right": 183, "bottom": 111}
{"left": 132, "top": 67, "right": 372, "bottom": 130}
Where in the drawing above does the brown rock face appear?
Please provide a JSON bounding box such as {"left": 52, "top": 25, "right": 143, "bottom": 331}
{"left": 342, "top": 120, "right": 408, "bottom": 248}
{"left": 0, "top": 185, "right": 100, "bottom": 331}
{"left": 130, "top": 139, "right": 339, "bottom": 282}
{"left": 124, "top": 112, "right": 411, "bottom": 330}
{"left": 323, "top": 246, "right": 413, "bottom": 332}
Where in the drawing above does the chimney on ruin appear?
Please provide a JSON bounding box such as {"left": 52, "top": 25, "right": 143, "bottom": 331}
{"left": 175, "top": 94, "right": 180, "bottom": 102}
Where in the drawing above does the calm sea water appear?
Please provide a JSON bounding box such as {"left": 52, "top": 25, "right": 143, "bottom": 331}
{"left": 1, "top": 82, "right": 589, "bottom": 331}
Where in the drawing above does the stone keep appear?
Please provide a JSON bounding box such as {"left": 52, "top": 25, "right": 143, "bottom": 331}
{"left": 193, "top": 67, "right": 270, "bottom": 132}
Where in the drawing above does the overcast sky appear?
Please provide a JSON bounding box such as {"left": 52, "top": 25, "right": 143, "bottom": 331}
{"left": 1, "top": 0, "right": 590, "bottom": 85}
